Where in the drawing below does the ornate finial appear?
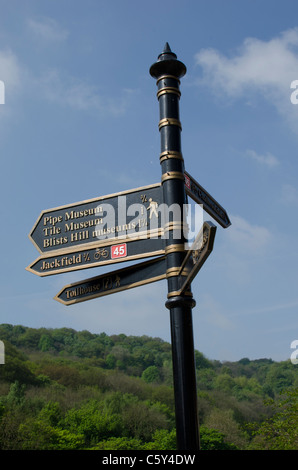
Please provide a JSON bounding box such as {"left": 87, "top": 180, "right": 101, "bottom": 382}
{"left": 150, "top": 44, "right": 186, "bottom": 79}
{"left": 164, "top": 42, "right": 171, "bottom": 53}
{"left": 159, "top": 42, "right": 177, "bottom": 59}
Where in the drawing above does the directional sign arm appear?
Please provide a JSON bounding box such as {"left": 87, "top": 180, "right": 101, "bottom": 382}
{"left": 178, "top": 221, "right": 217, "bottom": 295}
{"left": 26, "top": 235, "right": 165, "bottom": 277}
{"left": 184, "top": 171, "right": 231, "bottom": 228}
{"left": 28, "top": 183, "right": 163, "bottom": 254}
{"left": 55, "top": 256, "right": 166, "bottom": 305}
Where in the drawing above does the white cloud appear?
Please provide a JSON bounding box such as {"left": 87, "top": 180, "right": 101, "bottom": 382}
{"left": 194, "top": 28, "right": 298, "bottom": 128}
{"left": 37, "top": 69, "right": 130, "bottom": 116}
{"left": 281, "top": 183, "right": 298, "bottom": 205}
{"left": 0, "top": 49, "right": 22, "bottom": 93}
{"left": 245, "top": 149, "right": 280, "bottom": 168}
{"left": 199, "top": 293, "right": 234, "bottom": 331}
{"left": 0, "top": 48, "right": 130, "bottom": 118}
{"left": 27, "top": 17, "right": 69, "bottom": 42}
{"left": 0, "top": 49, "right": 24, "bottom": 123}
{"left": 225, "top": 215, "right": 272, "bottom": 255}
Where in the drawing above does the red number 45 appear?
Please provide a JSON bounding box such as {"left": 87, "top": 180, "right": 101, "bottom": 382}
{"left": 111, "top": 243, "right": 127, "bottom": 259}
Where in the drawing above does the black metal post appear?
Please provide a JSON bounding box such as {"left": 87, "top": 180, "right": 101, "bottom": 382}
{"left": 150, "top": 44, "right": 200, "bottom": 451}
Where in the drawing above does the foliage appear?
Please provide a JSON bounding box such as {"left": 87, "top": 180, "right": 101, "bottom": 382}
{"left": 141, "top": 365, "right": 161, "bottom": 383}
{"left": 248, "top": 388, "right": 298, "bottom": 450}
{"left": 199, "top": 426, "right": 238, "bottom": 450}
{"left": 0, "top": 324, "right": 297, "bottom": 450}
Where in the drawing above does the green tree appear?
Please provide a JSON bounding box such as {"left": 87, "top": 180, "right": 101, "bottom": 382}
{"left": 143, "top": 429, "right": 177, "bottom": 450}
{"left": 264, "top": 362, "right": 296, "bottom": 395}
{"left": 213, "top": 373, "right": 235, "bottom": 393}
{"left": 122, "top": 401, "right": 168, "bottom": 441}
{"left": 0, "top": 341, "right": 37, "bottom": 385}
{"left": 91, "top": 436, "right": 144, "bottom": 450}
{"left": 200, "top": 426, "right": 238, "bottom": 450}
{"left": 18, "top": 329, "right": 41, "bottom": 349}
{"left": 6, "top": 380, "right": 26, "bottom": 406}
{"left": 249, "top": 388, "right": 298, "bottom": 450}
{"left": 38, "top": 334, "right": 54, "bottom": 352}
{"left": 195, "top": 350, "right": 213, "bottom": 369}
{"left": 63, "top": 400, "right": 123, "bottom": 446}
{"left": 204, "top": 408, "right": 248, "bottom": 449}
{"left": 38, "top": 401, "right": 63, "bottom": 427}
{"left": 142, "top": 366, "right": 161, "bottom": 384}
{"left": 105, "top": 353, "right": 116, "bottom": 369}
{"left": 18, "top": 419, "right": 84, "bottom": 450}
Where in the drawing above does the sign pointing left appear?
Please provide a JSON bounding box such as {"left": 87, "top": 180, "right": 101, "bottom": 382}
{"left": 29, "top": 183, "right": 163, "bottom": 254}
{"left": 55, "top": 256, "right": 166, "bottom": 305}
{"left": 26, "top": 235, "right": 165, "bottom": 277}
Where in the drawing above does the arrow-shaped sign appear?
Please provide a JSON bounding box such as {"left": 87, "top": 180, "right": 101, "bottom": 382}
{"left": 26, "top": 235, "right": 165, "bottom": 277}
{"left": 55, "top": 256, "right": 167, "bottom": 305}
{"left": 178, "top": 221, "right": 217, "bottom": 295}
{"left": 29, "top": 183, "right": 163, "bottom": 254}
{"left": 184, "top": 171, "right": 231, "bottom": 228}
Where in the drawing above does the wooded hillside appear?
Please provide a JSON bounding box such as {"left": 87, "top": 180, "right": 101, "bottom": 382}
{"left": 0, "top": 324, "right": 297, "bottom": 450}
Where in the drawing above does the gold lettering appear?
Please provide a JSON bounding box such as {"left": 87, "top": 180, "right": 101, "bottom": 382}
{"left": 115, "top": 275, "right": 121, "bottom": 287}
{"left": 43, "top": 215, "right": 63, "bottom": 226}
{"left": 43, "top": 236, "right": 68, "bottom": 248}
{"left": 64, "top": 207, "right": 103, "bottom": 221}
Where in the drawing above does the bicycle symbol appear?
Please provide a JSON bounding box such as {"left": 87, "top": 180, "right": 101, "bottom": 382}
{"left": 94, "top": 248, "right": 109, "bottom": 260}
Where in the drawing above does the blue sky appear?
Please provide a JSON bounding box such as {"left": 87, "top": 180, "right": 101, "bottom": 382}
{"left": 0, "top": 0, "right": 298, "bottom": 362}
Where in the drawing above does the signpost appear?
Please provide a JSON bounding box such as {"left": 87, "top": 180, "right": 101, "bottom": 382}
{"left": 26, "top": 236, "right": 165, "bottom": 277}
{"left": 150, "top": 43, "right": 200, "bottom": 450}
{"left": 184, "top": 171, "right": 231, "bottom": 228}
{"left": 178, "top": 221, "right": 216, "bottom": 295}
{"left": 55, "top": 256, "right": 166, "bottom": 305}
{"left": 29, "top": 183, "right": 163, "bottom": 254}
{"left": 26, "top": 43, "right": 231, "bottom": 452}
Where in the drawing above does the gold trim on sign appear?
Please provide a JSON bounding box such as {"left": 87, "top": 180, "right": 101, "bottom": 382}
{"left": 158, "top": 118, "right": 182, "bottom": 130}
{"left": 56, "top": 273, "right": 167, "bottom": 305}
{"left": 30, "top": 227, "right": 165, "bottom": 258}
{"left": 26, "top": 248, "right": 166, "bottom": 277}
{"left": 28, "top": 182, "right": 162, "bottom": 254}
{"left": 54, "top": 256, "right": 167, "bottom": 305}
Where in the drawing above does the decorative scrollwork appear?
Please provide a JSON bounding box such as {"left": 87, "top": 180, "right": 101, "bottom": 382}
{"left": 192, "top": 232, "right": 209, "bottom": 265}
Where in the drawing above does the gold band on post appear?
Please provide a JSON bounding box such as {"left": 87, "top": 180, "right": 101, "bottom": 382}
{"left": 159, "top": 118, "right": 182, "bottom": 130}
{"left": 159, "top": 150, "right": 184, "bottom": 163}
{"left": 157, "top": 87, "right": 181, "bottom": 99}
{"left": 163, "top": 221, "right": 188, "bottom": 233}
{"left": 166, "top": 267, "right": 182, "bottom": 277}
{"left": 161, "top": 171, "right": 185, "bottom": 183}
{"left": 167, "top": 290, "right": 193, "bottom": 299}
{"left": 166, "top": 267, "right": 190, "bottom": 278}
{"left": 156, "top": 75, "right": 181, "bottom": 85}
{"left": 165, "top": 244, "right": 185, "bottom": 255}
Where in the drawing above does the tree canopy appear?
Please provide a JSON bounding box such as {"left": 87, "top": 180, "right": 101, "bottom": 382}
{"left": 0, "top": 324, "right": 297, "bottom": 450}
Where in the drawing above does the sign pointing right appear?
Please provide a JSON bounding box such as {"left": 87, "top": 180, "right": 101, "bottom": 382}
{"left": 184, "top": 171, "right": 231, "bottom": 228}
{"left": 178, "top": 221, "right": 217, "bottom": 295}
